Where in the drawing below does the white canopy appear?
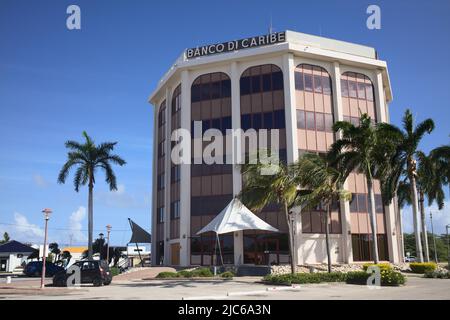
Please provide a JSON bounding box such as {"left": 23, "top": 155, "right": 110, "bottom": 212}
{"left": 196, "top": 198, "right": 279, "bottom": 235}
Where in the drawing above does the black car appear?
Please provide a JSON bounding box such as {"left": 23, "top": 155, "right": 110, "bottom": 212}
{"left": 23, "top": 261, "right": 65, "bottom": 277}
{"left": 53, "top": 260, "right": 112, "bottom": 287}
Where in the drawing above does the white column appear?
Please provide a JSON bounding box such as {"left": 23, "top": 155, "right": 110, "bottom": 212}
{"left": 231, "top": 61, "right": 244, "bottom": 265}
{"left": 282, "top": 53, "right": 301, "bottom": 266}
{"left": 374, "top": 70, "right": 400, "bottom": 263}
{"left": 163, "top": 87, "right": 172, "bottom": 265}
{"left": 332, "top": 62, "right": 353, "bottom": 263}
{"left": 179, "top": 70, "right": 191, "bottom": 266}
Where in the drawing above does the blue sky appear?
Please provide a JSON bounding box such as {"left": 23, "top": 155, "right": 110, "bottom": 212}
{"left": 0, "top": 0, "right": 449, "bottom": 247}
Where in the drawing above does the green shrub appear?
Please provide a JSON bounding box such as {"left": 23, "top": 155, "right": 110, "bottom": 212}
{"left": 110, "top": 267, "right": 120, "bottom": 277}
{"left": 264, "top": 272, "right": 346, "bottom": 285}
{"left": 410, "top": 262, "right": 437, "bottom": 274}
{"left": 177, "top": 270, "right": 194, "bottom": 278}
{"left": 190, "top": 267, "right": 213, "bottom": 277}
{"left": 362, "top": 263, "right": 392, "bottom": 271}
{"left": 424, "top": 270, "right": 450, "bottom": 279}
{"left": 156, "top": 271, "right": 180, "bottom": 278}
{"left": 346, "top": 270, "right": 406, "bottom": 286}
{"left": 220, "top": 271, "right": 234, "bottom": 279}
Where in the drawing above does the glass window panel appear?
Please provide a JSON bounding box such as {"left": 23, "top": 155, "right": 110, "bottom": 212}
{"left": 295, "top": 72, "right": 304, "bottom": 91}
{"left": 348, "top": 80, "right": 357, "bottom": 98}
{"left": 350, "top": 194, "right": 358, "bottom": 212}
{"left": 357, "top": 194, "right": 367, "bottom": 212}
{"left": 211, "top": 81, "right": 221, "bottom": 99}
{"left": 221, "top": 79, "right": 231, "bottom": 97}
{"left": 273, "top": 110, "right": 285, "bottom": 129}
{"left": 240, "top": 77, "right": 251, "bottom": 95}
{"left": 341, "top": 79, "right": 349, "bottom": 97}
{"left": 357, "top": 82, "right": 366, "bottom": 99}
{"left": 263, "top": 112, "right": 273, "bottom": 129}
{"left": 313, "top": 74, "right": 322, "bottom": 93}
{"left": 251, "top": 75, "right": 261, "bottom": 93}
{"left": 366, "top": 83, "right": 374, "bottom": 101}
{"left": 324, "top": 113, "right": 333, "bottom": 132}
{"left": 241, "top": 114, "right": 251, "bottom": 131}
{"left": 253, "top": 113, "right": 262, "bottom": 130}
{"left": 375, "top": 194, "right": 383, "bottom": 213}
{"left": 262, "top": 74, "right": 271, "bottom": 92}
{"left": 191, "top": 84, "right": 201, "bottom": 102}
{"left": 212, "top": 118, "right": 221, "bottom": 130}
{"left": 272, "top": 71, "right": 283, "bottom": 90}
{"left": 304, "top": 74, "right": 313, "bottom": 92}
{"left": 222, "top": 116, "right": 231, "bottom": 133}
{"left": 322, "top": 76, "right": 331, "bottom": 95}
{"left": 316, "top": 112, "right": 325, "bottom": 131}
{"left": 201, "top": 83, "right": 210, "bottom": 100}
{"left": 296, "top": 110, "right": 305, "bottom": 129}
{"left": 306, "top": 111, "right": 315, "bottom": 130}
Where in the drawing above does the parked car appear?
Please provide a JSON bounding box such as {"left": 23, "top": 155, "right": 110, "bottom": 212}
{"left": 23, "top": 261, "right": 64, "bottom": 277}
{"left": 405, "top": 256, "right": 416, "bottom": 262}
{"left": 53, "top": 260, "right": 112, "bottom": 287}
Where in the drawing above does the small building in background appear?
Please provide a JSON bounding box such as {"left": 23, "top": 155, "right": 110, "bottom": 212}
{"left": 0, "top": 240, "right": 37, "bottom": 273}
{"left": 61, "top": 246, "right": 88, "bottom": 261}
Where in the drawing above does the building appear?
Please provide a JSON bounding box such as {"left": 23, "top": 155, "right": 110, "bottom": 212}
{"left": 61, "top": 246, "right": 87, "bottom": 261}
{"left": 148, "top": 30, "right": 403, "bottom": 267}
{"left": 0, "top": 240, "right": 37, "bottom": 272}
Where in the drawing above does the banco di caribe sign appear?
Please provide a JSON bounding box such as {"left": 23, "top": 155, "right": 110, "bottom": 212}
{"left": 185, "top": 31, "right": 286, "bottom": 59}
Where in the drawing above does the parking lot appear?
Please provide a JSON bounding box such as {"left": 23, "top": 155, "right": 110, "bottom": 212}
{"left": 1, "top": 273, "right": 449, "bottom": 300}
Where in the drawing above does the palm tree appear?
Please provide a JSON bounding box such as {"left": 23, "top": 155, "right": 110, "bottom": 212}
{"left": 378, "top": 109, "right": 434, "bottom": 263}
{"left": 239, "top": 158, "right": 298, "bottom": 274}
{"left": 292, "top": 153, "right": 351, "bottom": 272}
{"left": 329, "top": 114, "right": 394, "bottom": 264}
{"left": 393, "top": 150, "right": 446, "bottom": 262}
{"left": 49, "top": 242, "right": 61, "bottom": 262}
{"left": 58, "top": 131, "right": 126, "bottom": 259}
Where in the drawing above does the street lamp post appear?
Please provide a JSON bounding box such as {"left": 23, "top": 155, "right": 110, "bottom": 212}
{"left": 41, "top": 208, "right": 52, "bottom": 289}
{"left": 429, "top": 211, "right": 439, "bottom": 263}
{"left": 106, "top": 224, "right": 112, "bottom": 264}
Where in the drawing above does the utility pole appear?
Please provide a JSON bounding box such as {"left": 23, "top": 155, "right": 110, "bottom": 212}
{"left": 41, "top": 208, "right": 52, "bottom": 289}
{"left": 429, "top": 211, "right": 438, "bottom": 263}
{"left": 106, "top": 224, "right": 112, "bottom": 265}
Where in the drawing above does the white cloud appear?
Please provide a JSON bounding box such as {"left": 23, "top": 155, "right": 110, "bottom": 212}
{"left": 69, "top": 206, "right": 87, "bottom": 243}
{"left": 3, "top": 212, "right": 46, "bottom": 243}
{"left": 33, "top": 174, "right": 48, "bottom": 188}
{"left": 401, "top": 200, "right": 450, "bottom": 235}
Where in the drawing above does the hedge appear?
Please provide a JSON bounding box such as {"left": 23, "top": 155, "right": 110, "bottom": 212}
{"left": 220, "top": 271, "right": 235, "bottom": 279}
{"left": 409, "top": 262, "right": 437, "bottom": 274}
{"left": 156, "top": 267, "right": 215, "bottom": 279}
{"left": 110, "top": 267, "right": 120, "bottom": 277}
{"left": 362, "top": 263, "right": 392, "bottom": 272}
{"left": 346, "top": 270, "right": 406, "bottom": 286}
{"left": 424, "top": 270, "right": 450, "bottom": 279}
{"left": 156, "top": 271, "right": 180, "bottom": 278}
{"left": 263, "top": 272, "right": 346, "bottom": 285}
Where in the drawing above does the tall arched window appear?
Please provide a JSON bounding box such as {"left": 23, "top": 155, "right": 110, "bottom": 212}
{"left": 295, "top": 64, "right": 341, "bottom": 235}
{"left": 340, "top": 71, "right": 388, "bottom": 261}
{"left": 170, "top": 85, "right": 181, "bottom": 241}
{"left": 240, "top": 64, "right": 290, "bottom": 265}
{"left": 155, "top": 100, "right": 166, "bottom": 265}
{"left": 190, "top": 72, "right": 233, "bottom": 266}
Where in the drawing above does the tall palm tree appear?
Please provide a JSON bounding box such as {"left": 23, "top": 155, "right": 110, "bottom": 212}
{"left": 292, "top": 153, "right": 351, "bottom": 272}
{"left": 378, "top": 109, "right": 434, "bottom": 263}
{"left": 329, "top": 114, "right": 394, "bottom": 264}
{"left": 58, "top": 131, "right": 126, "bottom": 259}
{"left": 239, "top": 159, "right": 298, "bottom": 274}
{"left": 430, "top": 143, "right": 450, "bottom": 194}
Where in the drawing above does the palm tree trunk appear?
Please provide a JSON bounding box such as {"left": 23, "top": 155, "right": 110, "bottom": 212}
{"left": 88, "top": 178, "right": 94, "bottom": 260}
{"left": 325, "top": 205, "right": 332, "bottom": 273}
{"left": 409, "top": 172, "right": 424, "bottom": 262}
{"left": 395, "top": 195, "right": 406, "bottom": 261}
{"left": 284, "top": 201, "right": 296, "bottom": 274}
{"left": 366, "top": 176, "right": 379, "bottom": 263}
{"left": 419, "top": 190, "right": 430, "bottom": 262}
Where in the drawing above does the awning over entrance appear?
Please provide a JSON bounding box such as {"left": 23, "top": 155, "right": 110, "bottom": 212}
{"left": 196, "top": 198, "right": 279, "bottom": 235}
